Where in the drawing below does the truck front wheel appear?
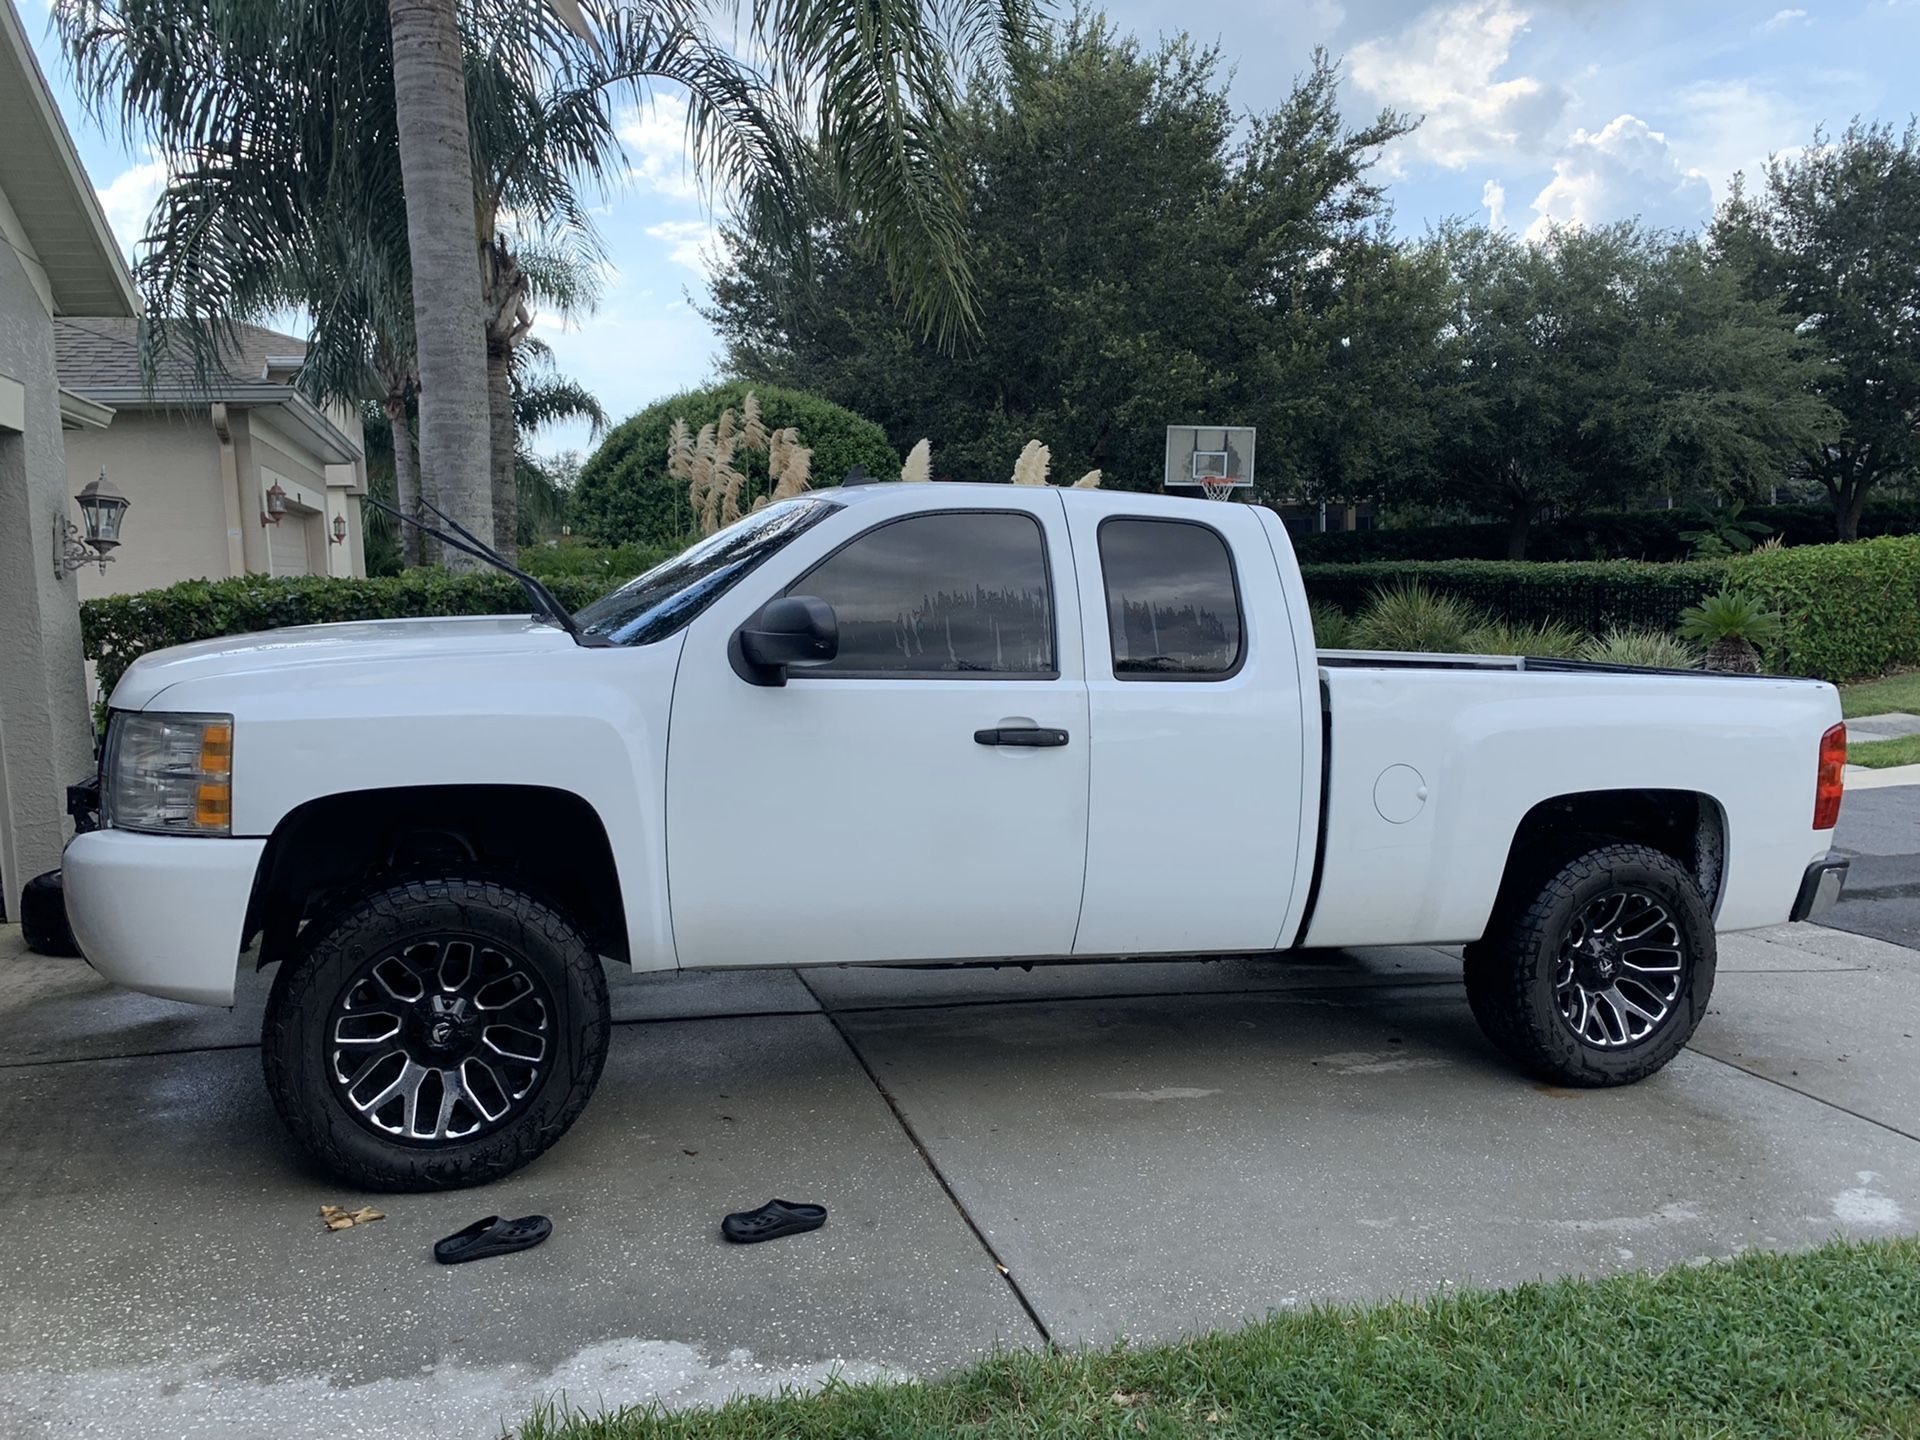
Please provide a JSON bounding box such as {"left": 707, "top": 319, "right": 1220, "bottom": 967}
{"left": 262, "top": 876, "right": 610, "bottom": 1190}
{"left": 1464, "top": 843, "right": 1715, "bottom": 1087}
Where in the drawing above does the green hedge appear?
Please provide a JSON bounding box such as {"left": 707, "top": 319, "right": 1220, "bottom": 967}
{"left": 1288, "top": 499, "right": 1920, "bottom": 565}
{"left": 1303, "top": 537, "right": 1920, "bottom": 681}
{"left": 1730, "top": 536, "right": 1920, "bottom": 682}
{"left": 570, "top": 382, "right": 900, "bottom": 549}
{"left": 1299, "top": 559, "right": 1729, "bottom": 634}
{"left": 82, "top": 571, "right": 620, "bottom": 701}
{"left": 80, "top": 536, "right": 1920, "bottom": 699}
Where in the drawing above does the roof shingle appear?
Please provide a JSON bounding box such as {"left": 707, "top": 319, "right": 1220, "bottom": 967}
{"left": 54, "top": 318, "right": 309, "bottom": 398}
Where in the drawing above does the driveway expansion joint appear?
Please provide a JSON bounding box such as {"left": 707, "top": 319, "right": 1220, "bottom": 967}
{"left": 1687, "top": 1045, "right": 1920, "bottom": 1147}
{"left": 797, "top": 969, "right": 1055, "bottom": 1348}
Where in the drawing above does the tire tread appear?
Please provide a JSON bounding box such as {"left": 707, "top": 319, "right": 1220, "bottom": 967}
{"left": 1465, "top": 842, "right": 1715, "bottom": 1088}
{"left": 261, "top": 875, "right": 609, "bottom": 1191}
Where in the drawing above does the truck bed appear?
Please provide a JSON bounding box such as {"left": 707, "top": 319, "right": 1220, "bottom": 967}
{"left": 1300, "top": 656, "right": 1837, "bottom": 950}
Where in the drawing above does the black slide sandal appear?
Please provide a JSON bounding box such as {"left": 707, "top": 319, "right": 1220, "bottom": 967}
{"left": 721, "top": 1199, "right": 827, "bottom": 1244}
{"left": 434, "top": 1214, "right": 552, "bottom": 1264}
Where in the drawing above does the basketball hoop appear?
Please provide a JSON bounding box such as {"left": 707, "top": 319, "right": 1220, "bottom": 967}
{"left": 1165, "top": 424, "right": 1256, "bottom": 502}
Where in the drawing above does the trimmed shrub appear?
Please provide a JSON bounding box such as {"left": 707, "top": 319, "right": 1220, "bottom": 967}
{"left": 1348, "top": 582, "right": 1482, "bottom": 653}
{"left": 81, "top": 571, "right": 622, "bottom": 701}
{"left": 1308, "top": 598, "right": 1353, "bottom": 649}
{"left": 571, "top": 382, "right": 900, "bottom": 548}
{"left": 1300, "top": 559, "right": 1728, "bottom": 634}
{"left": 519, "top": 540, "right": 675, "bottom": 581}
{"left": 1462, "top": 617, "right": 1585, "bottom": 659}
{"left": 1729, "top": 535, "right": 1920, "bottom": 682}
{"left": 1287, "top": 498, "right": 1920, "bottom": 565}
{"left": 1579, "top": 628, "right": 1700, "bottom": 669}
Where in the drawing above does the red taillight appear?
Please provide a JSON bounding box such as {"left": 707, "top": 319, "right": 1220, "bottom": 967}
{"left": 1814, "top": 722, "right": 1846, "bottom": 830}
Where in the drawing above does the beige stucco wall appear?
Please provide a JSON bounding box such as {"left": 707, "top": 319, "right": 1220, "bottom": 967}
{"left": 66, "top": 405, "right": 368, "bottom": 601}
{"left": 68, "top": 411, "right": 232, "bottom": 602}
{"left": 0, "top": 189, "right": 93, "bottom": 915}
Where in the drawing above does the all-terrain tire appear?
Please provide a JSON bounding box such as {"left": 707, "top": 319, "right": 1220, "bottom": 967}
{"left": 262, "top": 875, "right": 610, "bottom": 1190}
{"left": 1464, "top": 842, "right": 1715, "bottom": 1087}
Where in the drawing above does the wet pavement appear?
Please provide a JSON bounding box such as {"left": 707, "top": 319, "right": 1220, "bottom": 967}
{"left": 2, "top": 786, "right": 1916, "bottom": 1437}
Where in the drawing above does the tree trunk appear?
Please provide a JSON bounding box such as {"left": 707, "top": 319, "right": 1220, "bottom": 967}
{"left": 387, "top": 0, "right": 491, "bottom": 568}
{"left": 1503, "top": 500, "right": 1533, "bottom": 560}
{"left": 1834, "top": 482, "right": 1869, "bottom": 543}
{"left": 487, "top": 343, "right": 517, "bottom": 560}
{"left": 384, "top": 396, "right": 423, "bottom": 567}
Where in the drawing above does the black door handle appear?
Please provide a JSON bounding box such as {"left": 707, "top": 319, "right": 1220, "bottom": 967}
{"left": 974, "top": 726, "right": 1070, "bottom": 747}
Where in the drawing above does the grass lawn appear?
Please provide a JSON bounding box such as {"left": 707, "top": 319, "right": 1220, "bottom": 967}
{"left": 519, "top": 1238, "right": 1920, "bottom": 1439}
{"left": 1839, "top": 670, "right": 1920, "bottom": 718}
{"left": 1850, "top": 734, "right": 1920, "bottom": 770}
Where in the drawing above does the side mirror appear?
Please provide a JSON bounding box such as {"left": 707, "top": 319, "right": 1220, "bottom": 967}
{"left": 731, "top": 595, "right": 838, "bottom": 686}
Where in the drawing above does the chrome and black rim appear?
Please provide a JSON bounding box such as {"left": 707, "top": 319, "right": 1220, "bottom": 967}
{"left": 326, "top": 936, "right": 554, "bottom": 1144}
{"left": 1554, "top": 889, "right": 1686, "bottom": 1049}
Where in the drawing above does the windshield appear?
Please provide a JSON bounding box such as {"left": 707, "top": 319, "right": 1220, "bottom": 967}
{"left": 575, "top": 497, "right": 842, "bottom": 646}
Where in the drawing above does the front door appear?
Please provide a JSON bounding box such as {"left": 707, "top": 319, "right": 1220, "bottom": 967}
{"left": 665, "top": 490, "right": 1090, "bottom": 968}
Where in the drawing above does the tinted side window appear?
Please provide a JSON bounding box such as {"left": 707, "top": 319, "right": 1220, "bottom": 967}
{"left": 790, "top": 511, "right": 1055, "bottom": 675}
{"left": 1098, "top": 519, "right": 1243, "bottom": 677}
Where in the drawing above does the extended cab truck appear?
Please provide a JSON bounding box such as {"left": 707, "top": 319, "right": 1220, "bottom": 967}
{"left": 62, "top": 484, "right": 1851, "bottom": 1190}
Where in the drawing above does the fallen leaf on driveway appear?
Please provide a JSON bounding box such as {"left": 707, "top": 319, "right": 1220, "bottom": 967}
{"left": 320, "top": 1204, "right": 386, "bottom": 1232}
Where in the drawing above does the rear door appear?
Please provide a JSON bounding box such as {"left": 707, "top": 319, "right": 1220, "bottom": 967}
{"left": 666, "top": 490, "right": 1091, "bottom": 968}
{"left": 1065, "top": 499, "right": 1311, "bottom": 954}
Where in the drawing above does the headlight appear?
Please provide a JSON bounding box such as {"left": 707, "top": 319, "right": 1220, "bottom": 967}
{"left": 103, "top": 712, "right": 234, "bottom": 835}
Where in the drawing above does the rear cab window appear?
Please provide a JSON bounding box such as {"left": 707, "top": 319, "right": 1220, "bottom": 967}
{"left": 1096, "top": 518, "right": 1244, "bottom": 679}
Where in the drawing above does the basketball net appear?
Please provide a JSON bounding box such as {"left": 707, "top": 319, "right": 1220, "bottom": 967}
{"left": 1200, "top": 479, "right": 1237, "bottom": 501}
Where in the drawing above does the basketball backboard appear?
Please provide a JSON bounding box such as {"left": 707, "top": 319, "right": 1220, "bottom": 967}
{"left": 1165, "top": 425, "right": 1255, "bottom": 499}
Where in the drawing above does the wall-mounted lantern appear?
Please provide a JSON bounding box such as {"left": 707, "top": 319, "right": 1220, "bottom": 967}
{"left": 54, "top": 471, "right": 131, "bottom": 576}
{"left": 261, "top": 479, "right": 288, "bottom": 527}
{"left": 330, "top": 514, "right": 348, "bottom": 545}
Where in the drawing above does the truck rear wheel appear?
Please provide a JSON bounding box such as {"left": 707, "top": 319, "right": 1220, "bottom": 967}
{"left": 262, "top": 876, "right": 610, "bottom": 1191}
{"left": 1464, "top": 843, "right": 1715, "bottom": 1087}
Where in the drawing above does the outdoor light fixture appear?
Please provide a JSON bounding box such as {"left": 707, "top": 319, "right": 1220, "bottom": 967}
{"left": 330, "top": 514, "right": 348, "bottom": 545}
{"left": 53, "top": 471, "right": 131, "bottom": 576}
{"left": 261, "top": 479, "right": 288, "bottom": 526}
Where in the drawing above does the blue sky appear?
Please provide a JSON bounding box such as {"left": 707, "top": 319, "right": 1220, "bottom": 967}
{"left": 23, "top": 0, "right": 1920, "bottom": 460}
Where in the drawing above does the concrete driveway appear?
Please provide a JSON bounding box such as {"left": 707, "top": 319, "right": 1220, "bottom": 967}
{"left": 3, "top": 793, "right": 1918, "bottom": 1438}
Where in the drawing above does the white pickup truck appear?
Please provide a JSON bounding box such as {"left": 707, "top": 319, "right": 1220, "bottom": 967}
{"left": 62, "top": 483, "right": 1850, "bottom": 1190}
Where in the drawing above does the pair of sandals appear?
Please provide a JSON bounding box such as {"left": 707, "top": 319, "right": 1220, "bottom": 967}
{"left": 433, "top": 1198, "right": 826, "bottom": 1265}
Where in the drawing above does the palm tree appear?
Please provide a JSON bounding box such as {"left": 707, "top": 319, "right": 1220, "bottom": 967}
{"left": 387, "top": 0, "right": 493, "bottom": 562}
{"left": 61, "top": 0, "right": 1030, "bottom": 556}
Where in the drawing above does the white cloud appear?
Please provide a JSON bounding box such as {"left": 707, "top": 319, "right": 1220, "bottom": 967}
{"left": 1525, "top": 113, "right": 1712, "bottom": 238}
{"left": 1668, "top": 78, "right": 1817, "bottom": 202}
{"left": 646, "top": 219, "right": 720, "bottom": 273}
{"left": 617, "top": 94, "right": 700, "bottom": 200}
{"left": 94, "top": 149, "right": 168, "bottom": 257}
{"left": 1482, "top": 178, "right": 1509, "bottom": 229}
{"left": 1348, "top": 0, "right": 1568, "bottom": 168}
{"left": 1757, "top": 7, "right": 1809, "bottom": 32}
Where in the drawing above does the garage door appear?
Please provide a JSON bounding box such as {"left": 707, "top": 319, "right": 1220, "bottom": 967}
{"left": 269, "top": 513, "right": 313, "bottom": 575}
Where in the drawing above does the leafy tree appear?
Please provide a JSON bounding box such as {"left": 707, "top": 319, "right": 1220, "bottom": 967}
{"left": 1418, "top": 223, "right": 1833, "bottom": 558}
{"left": 706, "top": 17, "right": 1425, "bottom": 498}
{"left": 1712, "top": 120, "right": 1920, "bottom": 540}
{"left": 573, "top": 382, "right": 898, "bottom": 546}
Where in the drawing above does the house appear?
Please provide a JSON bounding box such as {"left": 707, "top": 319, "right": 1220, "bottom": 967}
{"left": 56, "top": 317, "right": 370, "bottom": 598}
{"left": 0, "top": 0, "right": 137, "bottom": 917}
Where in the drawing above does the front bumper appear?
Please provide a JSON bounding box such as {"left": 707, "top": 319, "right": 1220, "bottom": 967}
{"left": 1790, "top": 855, "right": 1849, "bottom": 923}
{"left": 62, "top": 830, "right": 266, "bottom": 1006}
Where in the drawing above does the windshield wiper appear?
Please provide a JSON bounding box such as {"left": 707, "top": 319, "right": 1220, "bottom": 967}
{"left": 365, "top": 495, "right": 607, "bottom": 647}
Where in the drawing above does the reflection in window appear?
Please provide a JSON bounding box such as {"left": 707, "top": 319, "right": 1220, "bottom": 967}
{"left": 1098, "top": 519, "right": 1242, "bottom": 676}
{"left": 576, "top": 497, "right": 838, "bottom": 645}
{"left": 790, "top": 512, "right": 1055, "bottom": 675}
